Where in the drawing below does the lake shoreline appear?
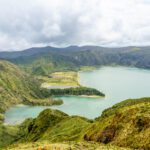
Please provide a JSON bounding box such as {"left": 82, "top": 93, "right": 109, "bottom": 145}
{"left": 4, "top": 66, "right": 150, "bottom": 125}
{"left": 3, "top": 69, "right": 104, "bottom": 125}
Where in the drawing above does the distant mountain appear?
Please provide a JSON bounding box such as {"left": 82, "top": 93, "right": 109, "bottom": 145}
{"left": 0, "top": 45, "right": 150, "bottom": 75}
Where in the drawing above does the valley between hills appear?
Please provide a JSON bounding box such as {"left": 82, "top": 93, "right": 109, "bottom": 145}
{"left": 0, "top": 46, "right": 150, "bottom": 149}
{"left": 0, "top": 60, "right": 104, "bottom": 122}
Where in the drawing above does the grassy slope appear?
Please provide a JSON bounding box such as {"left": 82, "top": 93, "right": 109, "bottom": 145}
{"left": 40, "top": 71, "right": 80, "bottom": 88}
{"left": 4, "top": 97, "right": 150, "bottom": 150}
{"left": 4, "top": 109, "right": 130, "bottom": 150}
{"left": 1, "top": 46, "right": 149, "bottom": 76}
{"left": 19, "top": 109, "right": 90, "bottom": 142}
{"left": 0, "top": 60, "right": 62, "bottom": 114}
{"left": 84, "top": 97, "right": 150, "bottom": 149}
{"left": 15, "top": 53, "right": 79, "bottom": 75}
{"left": 0, "top": 60, "right": 149, "bottom": 149}
{"left": 0, "top": 124, "right": 19, "bottom": 148}
{"left": 41, "top": 116, "right": 90, "bottom": 142}
{"left": 0, "top": 60, "right": 38, "bottom": 113}
{"left": 6, "top": 142, "right": 130, "bottom": 150}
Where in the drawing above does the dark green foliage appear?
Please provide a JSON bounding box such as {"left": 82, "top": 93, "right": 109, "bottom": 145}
{"left": 41, "top": 116, "right": 91, "bottom": 142}
{"left": 0, "top": 124, "right": 20, "bottom": 148}
{"left": 0, "top": 114, "right": 4, "bottom": 123}
{"left": 18, "top": 109, "right": 91, "bottom": 143}
{"left": 20, "top": 109, "right": 68, "bottom": 141}
{"left": 43, "top": 87, "right": 105, "bottom": 97}
{"left": 0, "top": 46, "right": 150, "bottom": 74}
{"left": 23, "top": 98, "right": 63, "bottom": 106}
{"left": 32, "top": 66, "right": 48, "bottom": 75}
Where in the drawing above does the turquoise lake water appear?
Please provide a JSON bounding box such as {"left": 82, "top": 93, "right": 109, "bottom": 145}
{"left": 4, "top": 66, "right": 150, "bottom": 124}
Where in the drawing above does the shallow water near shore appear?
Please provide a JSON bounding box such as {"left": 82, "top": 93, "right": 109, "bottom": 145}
{"left": 5, "top": 66, "right": 150, "bottom": 124}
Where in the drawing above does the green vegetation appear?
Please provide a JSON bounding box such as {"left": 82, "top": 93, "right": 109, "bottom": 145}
{"left": 19, "top": 109, "right": 69, "bottom": 142}
{"left": 1, "top": 46, "right": 150, "bottom": 74}
{"left": 1, "top": 47, "right": 150, "bottom": 149}
{"left": 101, "top": 97, "right": 150, "bottom": 118}
{"left": 1, "top": 97, "right": 150, "bottom": 149}
{"left": 0, "top": 60, "right": 63, "bottom": 116}
{"left": 6, "top": 141, "right": 130, "bottom": 150}
{"left": 46, "top": 87, "right": 105, "bottom": 97}
{"left": 41, "top": 116, "right": 90, "bottom": 142}
{"left": 80, "top": 66, "right": 97, "bottom": 71}
{"left": 14, "top": 53, "right": 79, "bottom": 75}
{"left": 19, "top": 109, "right": 91, "bottom": 142}
{"left": 23, "top": 98, "right": 63, "bottom": 106}
{"left": 0, "top": 114, "right": 4, "bottom": 123}
{"left": 39, "top": 71, "right": 80, "bottom": 88}
{"left": 38, "top": 71, "right": 104, "bottom": 97}
{"left": 84, "top": 97, "right": 150, "bottom": 149}
{"left": 0, "top": 124, "right": 20, "bottom": 148}
{"left": 0, "top": 60, "right": 104, "bottom": 121}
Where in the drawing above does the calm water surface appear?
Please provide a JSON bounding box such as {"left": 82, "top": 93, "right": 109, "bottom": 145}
{"left": 5, "top": 67, "right": 150, "bottom": 124}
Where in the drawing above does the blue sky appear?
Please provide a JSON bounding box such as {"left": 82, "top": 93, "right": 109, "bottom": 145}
{"left": 0, "top": 0, "right": 150, "bottom": 51}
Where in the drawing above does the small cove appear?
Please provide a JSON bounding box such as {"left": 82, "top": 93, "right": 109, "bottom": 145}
{"left": 4, "top": 66, "right": 150, "bottom": 124}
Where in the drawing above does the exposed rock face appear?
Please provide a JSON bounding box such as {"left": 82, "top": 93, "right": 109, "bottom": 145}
{"left": 96, "top": 125, "right": 117, "bottom": 144}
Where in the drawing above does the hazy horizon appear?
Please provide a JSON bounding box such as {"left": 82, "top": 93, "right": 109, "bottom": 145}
{"left": 1, "top": 44, "right": 150, "bottom": 52}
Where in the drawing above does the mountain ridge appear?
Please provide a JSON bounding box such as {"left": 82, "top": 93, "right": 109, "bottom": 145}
{"left": 0, "top": 45, "right": 149, "bottom": 59}
{"left": 0, "top": 45, "right": 149, "bottom": 75}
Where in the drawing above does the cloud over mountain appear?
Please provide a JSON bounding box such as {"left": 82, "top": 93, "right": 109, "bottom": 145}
{"left": 0, "top": 0, "right": 150, "bottom": 50}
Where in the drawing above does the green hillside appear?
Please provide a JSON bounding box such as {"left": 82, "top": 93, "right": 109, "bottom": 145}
{"left": 2, "top": 97, "right": 150, "bottom": 150}
{"left": 6, "top": 142, "right": 130, "bottom": 150}
{"left": 84, "top": 97, "right": 150, "bottom": 149}
{"left": 0, "top": 124, "right": 19, "bottom": 148}
{"left": 0, "top": 60, "right": 62, "bottom": 117}
{"left": 0, "top": 58, "right": 150, "bottom": 149}
{"left": 19, "top": 109, "right": 90, "bottom": 142}
{"left": 0, "top": 60, "right": 104, "bottom": 120}
{"left": 0, "top": 46, "right": 150, "bottom": 75}
{"left": 14, "top": 53, "right": 79, "bottom": 75}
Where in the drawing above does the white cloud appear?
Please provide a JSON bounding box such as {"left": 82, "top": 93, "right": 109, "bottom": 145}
{"left": 0, "top": 0, "right": 150, "bottom": 50}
